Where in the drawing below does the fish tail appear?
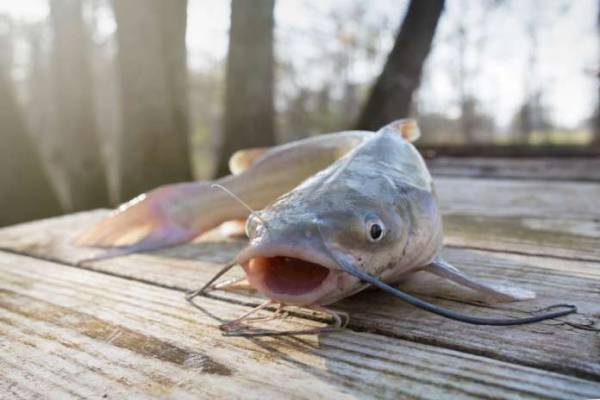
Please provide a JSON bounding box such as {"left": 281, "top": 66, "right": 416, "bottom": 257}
{"left": 74, "top": 180, "right": 241, "bottom": 250}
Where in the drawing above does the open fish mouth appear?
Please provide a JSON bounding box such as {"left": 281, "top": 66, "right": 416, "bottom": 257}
{"left": 236, "top": 246, "right": 343, "bottom": 305}
{"left": 246, "top": 256, "right": 330, "bottom": 295}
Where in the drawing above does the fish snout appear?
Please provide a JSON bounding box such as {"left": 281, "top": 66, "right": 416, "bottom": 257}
{"left": 247, "top": 210, "right": 319, "bottom": 242}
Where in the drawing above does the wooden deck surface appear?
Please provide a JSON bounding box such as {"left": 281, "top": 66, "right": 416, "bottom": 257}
{"left": 0, "top": 159, "right": 599, "bottom": 399}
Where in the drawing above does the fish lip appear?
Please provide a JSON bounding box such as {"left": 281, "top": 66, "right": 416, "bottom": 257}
{"left": 236, "top": 243, "right": 339, "bottom": 271}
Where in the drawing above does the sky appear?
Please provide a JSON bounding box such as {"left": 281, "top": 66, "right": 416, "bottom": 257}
{"left": 0, "top": 0, "right": 597, "bottom": 130}
{"left": 425, "top": 0, "right": 598, "bottom": 128}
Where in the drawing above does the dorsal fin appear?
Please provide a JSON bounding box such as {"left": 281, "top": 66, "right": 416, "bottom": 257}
{"left": 228, "top": 147, "right": 270, "bottom": 175}
{"left": 379, "top": 119, "right": 421, "bottom": 142}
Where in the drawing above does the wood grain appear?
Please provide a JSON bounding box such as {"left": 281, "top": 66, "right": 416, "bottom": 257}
{"left": 443, "top": 214, "right": 600, "bottom": 261}
{"left": 1, "top": 252, "right": 599, "bottom": 400}
{"left": 435, "top": 177, "right": 600, "bottom": 220}
{"left": 435, "top": 177, "right": 600, "bottom": 261}
{"left": 48, "top": 244, "right": 600, "bottom": 381}
{"left": 0, "top": 211, "right": 598, "bottom": 381}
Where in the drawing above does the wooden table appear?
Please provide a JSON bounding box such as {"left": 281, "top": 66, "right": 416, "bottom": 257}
{"left": 1, "top": 167, "right": 599, "bottom": 399}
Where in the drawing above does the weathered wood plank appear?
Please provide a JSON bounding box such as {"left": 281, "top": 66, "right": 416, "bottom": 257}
{"left": 0, "top": 179, "right": 598, "bottom": 382}
{"left": 1, "top": 252, "right": 599, "bottom": 399}
{"left": 0, "top": 210, "right": 110, "bottom": 264}
{"left": 79, "top": 245, "right": 600, "bottom": 381}
{"left": 0, "top": 210, "right": 598, "bottom": 380}
{"left": 0, "top": 210, "right": 248, "bottom": 266}
{"left": 435, "top": 177, "right": 600, "bottom": 260}
{"left": 443, "top": 214, "right": 600, "bottom": 261}
{"left": 427, "top": 158, "right": 600, "bottom": 182}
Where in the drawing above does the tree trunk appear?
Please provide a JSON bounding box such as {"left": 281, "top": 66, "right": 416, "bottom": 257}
{"left": 356, "top": 0, "right": 445, "bottom": 131}
{"left": 217, "top": 0, "right": 276, "bottom": 177}
{"left": 113, "top": 0, "right": 191, "bottom": 200}
{"left": 0, "top": 39, "right": 62, "bottom": 226}
{"left": 49, "top": 0, "right": 109, "bottom": 210}
{"left": 594, "top": 0, "right": 600, "bottom": 146}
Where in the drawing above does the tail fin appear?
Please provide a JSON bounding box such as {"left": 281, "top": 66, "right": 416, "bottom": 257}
{"left": 75, "top": 182, "right": 212, "bottom": 249}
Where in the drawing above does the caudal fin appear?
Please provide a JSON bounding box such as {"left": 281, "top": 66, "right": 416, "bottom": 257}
{"left": 75, "top": 182, "right": 211, "bottom": 249}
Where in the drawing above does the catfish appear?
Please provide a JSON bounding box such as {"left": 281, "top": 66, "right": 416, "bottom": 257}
{"left": 77, "top": 120, "right": 576, "bottom": 336}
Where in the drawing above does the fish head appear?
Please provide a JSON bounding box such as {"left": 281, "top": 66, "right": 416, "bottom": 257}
{"left": 236, "top": 163, "right": 438, "bottom": 306}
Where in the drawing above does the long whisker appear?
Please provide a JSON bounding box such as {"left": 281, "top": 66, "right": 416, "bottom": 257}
{"left": 315, "top": 224, "right": 577, "bottom": 326}
{"left": 211, "top": 184, "right": 255, "bottom": 214}
{"left": 211, "top": 183, "right": 270, "bottom": 231}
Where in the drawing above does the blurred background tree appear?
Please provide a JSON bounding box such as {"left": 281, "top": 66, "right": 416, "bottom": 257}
{"left": 113, "top": 0, "right": 191, "bottom": 201}
{"left": 49, "top": 0, "right": 109, "bottom": 210}
{"left": 356, "top": 0, "right": 445, "bottom": 130}
{"left": 217, "top": 0, "right": 275, "bottom": 176}
{"left": 0, "top": 16, "right": 61, "bottom": 225}
{"left": 594, "top": 0, "right": 600, "bottom": 145}
{"left": 0, "top": 0, "right": 597, "bottom": 225}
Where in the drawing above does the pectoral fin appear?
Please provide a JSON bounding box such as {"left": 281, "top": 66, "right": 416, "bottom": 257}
{"left": 426, "top": 257, "right": 536, "bottom": 303}
{"left": 317, "top": 226, "right": 574, "bottom": 326}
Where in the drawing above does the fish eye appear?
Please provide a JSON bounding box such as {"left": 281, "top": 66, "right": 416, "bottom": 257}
{"left": 367, "top": 219, "right": 385, "bottom": 242}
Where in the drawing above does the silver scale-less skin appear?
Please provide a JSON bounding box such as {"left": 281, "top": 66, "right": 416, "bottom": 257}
{"left": 237, "top": 123, "right": 445, "bottom": 305}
